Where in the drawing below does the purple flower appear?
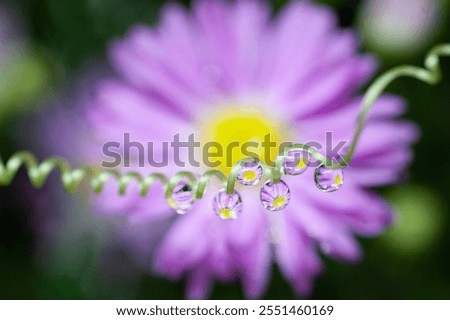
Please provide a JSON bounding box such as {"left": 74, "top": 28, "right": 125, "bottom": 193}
{"left": 57, "top": 0, "right": 418, "bottom": 298}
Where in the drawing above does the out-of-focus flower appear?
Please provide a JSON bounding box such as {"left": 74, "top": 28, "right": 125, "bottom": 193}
{"left": 48, "top": 0, "right": 418, "bottom": 298}
{"left": 358, "top": 0, "right": 443, "bottom": 58}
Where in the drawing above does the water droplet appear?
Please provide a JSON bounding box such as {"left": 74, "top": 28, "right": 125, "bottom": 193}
{"left": 314, "top": 165, "right": 344, "bottom": 192}
{"left": 237, "top": 160, "right": 263, "bottom": 186}
{"left": 283, "top": 149, "right": 310, "bottom": 175}
{"left": 168, "top": 182, "right": 194, "bottom": 214}
{"left": 260, "top": 180, "right": 291, "bottom": 211}
{"left": 213, "top": 189, "right": 243, "bottom": 220}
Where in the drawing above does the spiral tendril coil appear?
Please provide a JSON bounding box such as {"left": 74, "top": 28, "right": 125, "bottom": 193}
{"left": 1, "top": 44, "right": 450, "bottom": 200}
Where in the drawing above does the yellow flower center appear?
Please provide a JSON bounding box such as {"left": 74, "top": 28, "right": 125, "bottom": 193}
{"left": 219, "top": 207, "right": 233, "bottom": 219}
{"left": 334, "top": 174, "right": 343, "bottom": 186}
{"left": 167, "top": 197, "right": 177, "bottom": 209}
{"left": 296, "top": 158, "right": 307, "bottom": 169}
{"left": 198, "top": 105, "right": 290, "bottom": 174}
{"left": 242, "top": 170, "right": 257, "bottom": 182}
{"left": 272, "top": 196, "right": 286, "bottom": 208}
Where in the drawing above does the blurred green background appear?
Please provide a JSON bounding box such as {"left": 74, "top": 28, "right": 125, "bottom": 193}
{"left": 1, "top": 0, "right": 450, "bottom": 299}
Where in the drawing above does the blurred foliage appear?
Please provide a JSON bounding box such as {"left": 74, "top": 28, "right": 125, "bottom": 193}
{"left": 0, "top": 49, "right": 51, "bottom": 118}
{"left": 383, "top": 185, "right": 445, "bottom": 256}
{"left": 1, "top": 0, "right": 450, "bottom": 299}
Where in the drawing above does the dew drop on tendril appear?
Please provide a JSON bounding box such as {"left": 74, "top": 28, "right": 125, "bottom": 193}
{"left": 283, "top": 148, "right": 310, "bottom": 176}
{"left": 314, "top": 165, "right": 344, "bottom": 192}
{"left": 168, "top": 181, "right": 194, "bottom": 214}
{"left": 260, "top": 180, "right": 291, "bottom": 211}
{"left": 213, "top": 189, "right": 243, "bottom": 220}
{"left": 237, "top": 160, "right": 263, "bottom": 186}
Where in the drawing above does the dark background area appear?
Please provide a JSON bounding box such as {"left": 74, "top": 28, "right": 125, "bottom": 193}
{"left": 1, "top": 0, "right": 450, "bottom": 299}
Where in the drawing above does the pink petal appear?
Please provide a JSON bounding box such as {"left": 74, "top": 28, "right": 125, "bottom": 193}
{"left": 273, "top": 214, "right": 323, "bottom": 296}
{"left": 186, "top": 268, "right": 213, "bottom": 299}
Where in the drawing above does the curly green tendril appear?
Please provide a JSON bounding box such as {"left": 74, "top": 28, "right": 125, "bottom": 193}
{"left": 1, "top": 44, "right": 450, "bottom": 200}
